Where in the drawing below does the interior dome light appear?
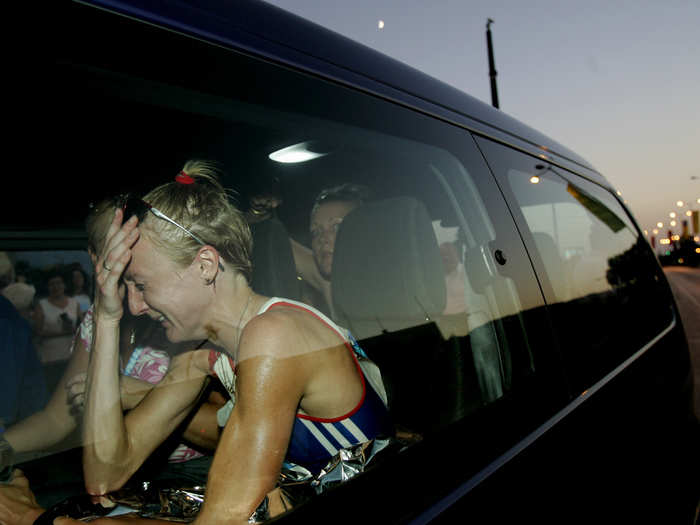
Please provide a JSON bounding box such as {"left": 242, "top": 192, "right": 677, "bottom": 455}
{"left": 269, "top": 142, "right": 328, "bottom": 163}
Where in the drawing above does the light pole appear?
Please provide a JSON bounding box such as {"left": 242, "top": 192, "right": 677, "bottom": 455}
{"left": 675, "top": 199, "right": 700, "bottom": 237}
{"left": 486, "top": 18, "right": 500, "bottom": 109}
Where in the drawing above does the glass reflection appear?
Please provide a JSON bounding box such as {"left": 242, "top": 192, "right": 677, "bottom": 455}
{"left": 509, "top": 170, "right": 638, "bottom": 303}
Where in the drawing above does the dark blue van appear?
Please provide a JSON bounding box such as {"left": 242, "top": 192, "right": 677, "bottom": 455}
{"left": 2, "top": 1, "right": 698, "bottom": 523}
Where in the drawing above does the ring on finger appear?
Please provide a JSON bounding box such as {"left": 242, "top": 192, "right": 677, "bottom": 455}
{"left": 103, "top": 261, "right": 113, "bottom": 271}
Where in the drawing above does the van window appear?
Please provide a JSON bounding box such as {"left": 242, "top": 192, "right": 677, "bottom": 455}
{"left": 3, "top": 3, "right": 569, "bottom": 517}
{"left": 474, "top": 137, "right": 674, "bottom": 392}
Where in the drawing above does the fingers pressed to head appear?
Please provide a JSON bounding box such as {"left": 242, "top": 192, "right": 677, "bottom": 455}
{"left": 102, "top": 213, "right": 138, "bottom": 262}
{"left": 100, "top": 223, "right": 139, "bottom": 285}
{"left": 104, "top": 207, "right": 125, "bottom": 248}
{"left": 102, "top": 239, "right": 135, "bottom": 282}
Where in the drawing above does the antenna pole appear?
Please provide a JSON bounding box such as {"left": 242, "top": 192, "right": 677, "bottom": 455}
{"left": 486, "top": 18, "right": 500, "bottom": 109}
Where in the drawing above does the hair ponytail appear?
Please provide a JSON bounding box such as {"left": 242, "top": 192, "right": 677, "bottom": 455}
{"left": 141, "top": 160, "right": 253, "bottom": 281}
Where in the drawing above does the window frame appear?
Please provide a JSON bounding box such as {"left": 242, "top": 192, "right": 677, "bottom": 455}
{"left": 2, "top": 3, "right": 591, "bottom": 523}
{"left": 473, "top": 134, "right": 675, "bottom": 394}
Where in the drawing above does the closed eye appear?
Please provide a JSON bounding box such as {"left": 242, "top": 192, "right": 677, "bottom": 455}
{"left": 126, "top": 279, "right": 146, "bottom": 293}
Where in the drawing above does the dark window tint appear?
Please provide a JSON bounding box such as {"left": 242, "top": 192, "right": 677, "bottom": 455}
{"left": 475, "top": 137, "right": 674, "bottom": 392}
{"left": 2, "top": 3, "right": 571, "bottom": 519}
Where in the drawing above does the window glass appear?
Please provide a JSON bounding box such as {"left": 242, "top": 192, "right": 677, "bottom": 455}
{"left": 475, "top": 137, "right": 673, "bottom": 392}
{"left": 510, "top": 170, "right": 637, "bottom": 303}
{"left": 1, "top": 249, "right": 199, "bottom": 458}
{"left": 3, "top": 4, "right": 565, "bottom": 518}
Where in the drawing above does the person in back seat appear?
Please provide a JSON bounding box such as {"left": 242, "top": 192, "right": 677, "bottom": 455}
{"left": 249, "top": 183, "right": 371, "bottom": 319}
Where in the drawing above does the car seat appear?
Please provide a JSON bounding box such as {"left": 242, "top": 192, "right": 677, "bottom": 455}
{"left": 331, "top": 197, "right": 485, "bottom": 433}
{"left": 249, "top": 219, "right": 301, "bottom": 301}
{"left": 331, "top": 196, "right": 446, "bottom": 339}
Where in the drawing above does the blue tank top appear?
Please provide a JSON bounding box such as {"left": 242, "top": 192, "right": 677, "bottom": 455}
{"left": 263, "top": 299, "right": 392, "bottom": 475}
{"left": 210, "top": 298, "right": 393, "bottom": 476}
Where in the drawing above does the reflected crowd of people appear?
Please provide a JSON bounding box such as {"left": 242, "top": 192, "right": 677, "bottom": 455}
{"left": 0, "top": 162, "right": 396, "bottom": 525}
{"left": 1, "top": 258, "right": 94, "bottom": 365}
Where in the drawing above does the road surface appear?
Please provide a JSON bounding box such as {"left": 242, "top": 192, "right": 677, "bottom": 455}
{"left": 664, "top": 266, "right": 700, "bottom": 419}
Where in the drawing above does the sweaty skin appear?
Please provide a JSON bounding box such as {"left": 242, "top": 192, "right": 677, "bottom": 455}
{"left": 79, "top": 207, "right": 366, "bottom": 525}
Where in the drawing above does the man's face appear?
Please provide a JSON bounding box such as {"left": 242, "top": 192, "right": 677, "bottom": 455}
{"left": 310, "top": 200, "right": 356, "bottom": 281}
{"left": 124, "top": 234, "right": 210, "bottom": 342}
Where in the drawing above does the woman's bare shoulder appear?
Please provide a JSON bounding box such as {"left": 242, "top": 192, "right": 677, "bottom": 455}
{"left": 239, "top": 306, "right": 328, "bottom": 362}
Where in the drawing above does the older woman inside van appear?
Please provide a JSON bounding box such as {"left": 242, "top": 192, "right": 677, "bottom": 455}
{"left": 249, "top": 182, "right": 371, "bottom": 319}
{"left": 0, "top": 161, "right": 391, "bottom": 525}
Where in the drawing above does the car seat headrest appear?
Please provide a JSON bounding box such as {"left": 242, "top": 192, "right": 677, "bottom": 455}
{"left": 332, "top": 197, "right": 446, "bottom": 339}
{"left": 250, "top": 219, "right": 301, "bottom": 301}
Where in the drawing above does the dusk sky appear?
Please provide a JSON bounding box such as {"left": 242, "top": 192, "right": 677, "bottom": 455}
{"left": 265, "top": 0, "right": 700, "bottom": 239}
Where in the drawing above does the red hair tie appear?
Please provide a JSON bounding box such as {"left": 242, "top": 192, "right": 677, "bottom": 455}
{"left": 176, "top": 171, "right": 195, "bottom": 184}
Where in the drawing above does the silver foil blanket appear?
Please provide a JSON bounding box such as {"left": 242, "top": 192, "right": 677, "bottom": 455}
{"left": 251, "top": 438, "right": 393, "bottom": 522}
{"left": 102, "top": 482, "right": 206, "bottom": 522}
{"left": 92, "top": 438, "right": 391, "bottom": 523}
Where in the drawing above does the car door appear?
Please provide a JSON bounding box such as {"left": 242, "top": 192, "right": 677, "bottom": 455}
{"left": 471, "top": 135, "right": 698, "bottom": 522}
{"left": 1, "top": 2, "right": 617, "bottom": 523}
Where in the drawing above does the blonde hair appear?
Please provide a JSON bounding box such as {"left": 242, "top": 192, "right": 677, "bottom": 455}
{"left": 86, "top": 199, "right": 118, "bottom": 256}
{"left": 141, "top": 160, "right": 253, "bottom": 281}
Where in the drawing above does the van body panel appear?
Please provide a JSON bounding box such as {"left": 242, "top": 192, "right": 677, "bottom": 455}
{"left": 3, "top": 1, "right": 696, "bottom": 523}
{"left": 84, "top": 0, "right": 601, "bottom": 178}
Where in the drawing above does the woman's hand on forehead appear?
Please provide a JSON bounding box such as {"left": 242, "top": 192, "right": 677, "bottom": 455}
{"left": 94, "top": 208, "right": 140, "bottom": 323}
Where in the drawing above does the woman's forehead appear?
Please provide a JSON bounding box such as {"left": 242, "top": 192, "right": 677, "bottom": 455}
{"left": 126, "top": 235, "right": 159, "bottom": 280}
{"left": 128, "top": 233, "right": 180, "bottom": 280}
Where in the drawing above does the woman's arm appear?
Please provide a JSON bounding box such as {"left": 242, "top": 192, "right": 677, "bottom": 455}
{"left": 117, "top": 376, "right": 155, "bottom": 411}
{"left": 83, "top": 342, "right": 210, "bottom": 494}
{"left": 181, "top": 389, "right": 225, "bottom": 450}
{"left": 0, "top": 470, "right": 45, "bottom": 525}
{"left": 82, "top": 297, "right": 126, "bottom": 495}
{"left": 116, "top": 373, "right": 223, "bottom": 449}
{"left": 81, "top": 209, "right": 189, "bottom": 494}
{"left": 290, "top": 238, "right": 325, "bottom": 292}
{"left": 194, "top": 316, "right": 307, "bottom": 524}
{"left": 195, "top": 357, "right": 301, "bottom": 524}
{"left": 4, "top": 332, "right": 90, "bottom": 454}
{"left": 0, "top": 469, "right": 173, "bottom": 525}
